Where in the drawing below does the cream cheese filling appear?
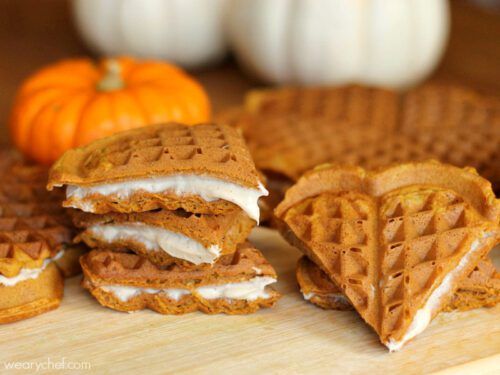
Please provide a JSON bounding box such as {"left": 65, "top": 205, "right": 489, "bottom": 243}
{"left": 0, "top": 250, "right": 64, "bottom": 287}
{"left": 88, "top": 223, "right": 221, "bottom": 265}
{"left": 385, "top": 232, "right": 494, "bottom": 352}
{"left": 99, "top": 276, "right": 277, "bottom": 303}
{"left": 65, "top": 175, "right": 268, "bottom": 222}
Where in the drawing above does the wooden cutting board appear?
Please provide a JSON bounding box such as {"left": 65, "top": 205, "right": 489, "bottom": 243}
{"left": 1, "top": 228, "right": 499, "bottom": 374}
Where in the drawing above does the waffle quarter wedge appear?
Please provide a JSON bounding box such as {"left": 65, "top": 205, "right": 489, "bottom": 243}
{"left": 72, "top": 208, "right": 255, "bottom": 266}
{"left": 48, "top": 123, "right": 268, "bottom": 221}
{"left": 0, "top": 232, "right": 64, "bottom": 324}
{"left": 81, "top": 242, "right": 280, "bottom": 315}
{"left": 275, "top": 161, "right": 500, "bottom": 351}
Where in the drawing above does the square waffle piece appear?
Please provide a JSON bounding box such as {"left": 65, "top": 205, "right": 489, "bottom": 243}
{"left": 297, "top": 256, "right": 500, "bottom": 312}
{"left": 275, "top": 161, "right": 500, "bottom": 351}
{"left": 48, "top": 123, "right": 268, "bottom": 222}
{"left": 80, "top": 242, "right": 280, "bottom": 315}
{"left": 0, "top": 151, "right": 83, "bottom": 278}
{"left": 0, "top": 234, "right": 63, "bottom": 324}
{"left": 72, "top": 208, "right": 255, "bottom": 266}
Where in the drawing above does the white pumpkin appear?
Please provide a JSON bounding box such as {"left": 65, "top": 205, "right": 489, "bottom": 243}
{"left": 226, "top": 0, "right": 450, "bottom": 88}
{"left": 72, "top": 0, "right": 229, "bottom": 69}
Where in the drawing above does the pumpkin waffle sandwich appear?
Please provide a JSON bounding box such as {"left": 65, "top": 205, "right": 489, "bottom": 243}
{"left": 297, "top": 256, "right": 500, "bottom": 312}
{"left": 0, "top": 152, "right": 83, "bottom": 278}
{"left": 71, "top": 208, "right": 255, "bottom": 266}
{"left": 80, "top": 242, "right": 280, "bottom": 315}
{"left": 275, "top": 161, "right": 500, "bottom": 351}
{"left": 48, "top": 123, "right": 268, "bottom": 222}
{"left": 0, "top": 224, "right": 64, "bottom": 324}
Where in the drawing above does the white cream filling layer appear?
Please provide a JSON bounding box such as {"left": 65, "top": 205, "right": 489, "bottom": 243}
{"left": 385, "top": 232, "right": 493, "bottom": 352}
{"left": 65, "top": 175, "right": 268, "bottom": 222}
{"left": 100, "top": 276, "right": 277, "bottom": 303}
{"left": 0, "top": 250, "right": 64, "bottom": 287}
{"left": 88, "top": 223, "right": 221, "bottom": 265}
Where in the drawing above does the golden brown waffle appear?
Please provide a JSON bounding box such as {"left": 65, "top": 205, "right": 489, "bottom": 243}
{"left": 81, "top": 242, "right": 280, "bottom": 315}
{"left": 296, "top": 256, "right": 351, "bottom": 311}
{"left": 336, "top": 127, "right": 500, "bottom": 192}
{"left": 220, "top": 84, "right": 500, "bottom": 191}
{"left": 0, "top": 152, "right": 72, "bottom": 323}
{"left": 48, "top": 123, "right": 265, "bottom": 216}
{"left": 445, "top": 257, "right": 500, "bottom": 312}
{"left": 0, "top": 262, "right": 63, "bottom": 324}
{"left": 244, "top": 85, "right": 399, "bottom": 128}
{"left": 297, "top": 256, "right": 500, "bottom": 312}
{"left": 243, "top": 84, "right": 499, "bottom": 128}
{"left": 54, "top": 245, "right": 89, "bottom": 278}
{"left": 275, "top": 161, "right": 500, "bottom": 350}
{"left": 72, "top": 208, "right": 255, "bottom": 266}
{"left": 0, "top": 153, "right": 80, "bottom": 278}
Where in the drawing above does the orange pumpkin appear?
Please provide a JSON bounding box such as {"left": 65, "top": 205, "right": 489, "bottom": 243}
{"left": 9, "top": 57, "right": 211, "bottom": 165}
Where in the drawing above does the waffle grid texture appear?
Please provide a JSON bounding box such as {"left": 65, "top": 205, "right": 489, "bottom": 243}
{"left": 220, "top": 84, "right": 500, "bottom": 190}
{"left": 276, "top": 162, "right": 500, "bottom": 346}
{"left": 49, "top": 123, "right": 262, "bottom": 188}
{"left": 296, "top": 255, "right": 499, "bottom": 312}
{"left": 0, "top": 152, "right": 73, "bottom": 277}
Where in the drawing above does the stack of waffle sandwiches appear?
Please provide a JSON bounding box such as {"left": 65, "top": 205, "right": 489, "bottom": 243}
{"left": 47, "top": 123, "right": 280, "bottom": 315}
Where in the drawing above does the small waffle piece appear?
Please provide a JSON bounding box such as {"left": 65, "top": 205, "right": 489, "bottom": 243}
{"left": 297, "top": 256, "right": 499, "bottom": 312}
{"left": 0, "top": 262, "right": 63, "bottom": 324}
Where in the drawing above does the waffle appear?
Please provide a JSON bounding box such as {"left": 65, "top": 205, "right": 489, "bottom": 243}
{"left": 219, "top": 84, "right": 500, "bottom": 191}
{"left": 47, "top": 123, "right": 267, "bottom": 220}
{"left": 336, "top": 127, "right": 500, "bottom": 193}
{"left": 275, "top": 161, "right": 500, "bottom": 351}
{"left": 0, "top": 152, "right": 81, "bottom": 278}
{"left": 54, "top": 244, "right": 89, "bottom": 278}
{"left": 0, "top": 236, "right": 63, "bottom": 324}
{"left": 0, "top": 262, "right": 63, "bottom": 324}
{"left": 297, "top": 256, "right": 500, "bottom": 312}
{"left": 81, "top": 242, "right": 280, "bottom": 315}
{"left": 296, "top": 256, "right": 351, "bottom": 311}
{"left": 445, "top": 257, "right": 500, "bottom": 312}
{"left": 72, "top": 208, "right": 255, "bottom": 266}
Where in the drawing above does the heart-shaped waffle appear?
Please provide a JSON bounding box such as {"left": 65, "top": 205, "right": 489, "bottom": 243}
{"left": 275, "top": 161, "right": 500, "bottom": 350}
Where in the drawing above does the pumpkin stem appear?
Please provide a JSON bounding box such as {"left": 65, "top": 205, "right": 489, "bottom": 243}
{"left": 96, "top": 60, "right": 124, "bottom": 91}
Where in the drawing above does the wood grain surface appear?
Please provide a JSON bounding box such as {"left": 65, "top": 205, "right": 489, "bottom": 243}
{"left": 0, "top": 228, "right": 498, "bottom": 375}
